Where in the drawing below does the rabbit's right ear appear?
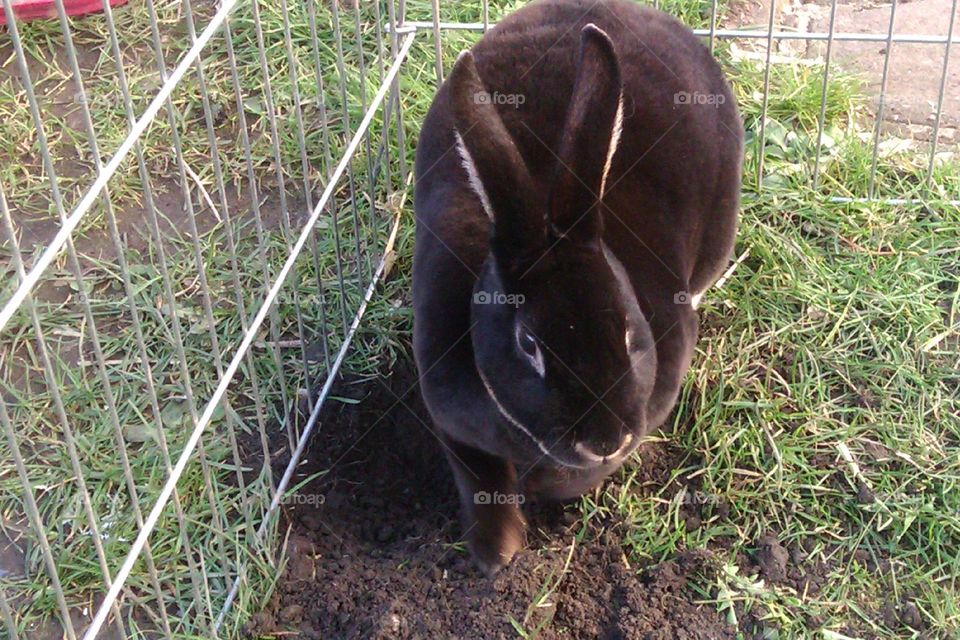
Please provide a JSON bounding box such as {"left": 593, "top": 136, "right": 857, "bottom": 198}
{"left": 449, "top": 52, "right": 544, "bottom": 268}
{"left": 548, "top": 25, "right": 623, "bottom": 244}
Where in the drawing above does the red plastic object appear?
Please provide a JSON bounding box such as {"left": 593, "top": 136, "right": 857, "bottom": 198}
{"left": 0, "top": 0, "right": 128, "bottom": 24}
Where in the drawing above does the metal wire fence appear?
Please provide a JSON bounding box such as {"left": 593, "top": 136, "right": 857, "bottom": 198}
{"left": 0, "top": 0, "right": 956, "bottom": 637}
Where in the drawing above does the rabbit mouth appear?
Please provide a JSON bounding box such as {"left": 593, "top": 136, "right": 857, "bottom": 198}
{"left": 477, "top": 367, "right": 631, "bottom": 470}
{"left": 574, "top": 433, "right": 634, "bottom": 465}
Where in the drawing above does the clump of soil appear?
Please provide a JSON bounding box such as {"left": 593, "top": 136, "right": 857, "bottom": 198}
{"left": 241, "top": 364, "right": 737, "bottom": 639}
{"left": 754, "top": 534, "right": 789, "bottom": 582}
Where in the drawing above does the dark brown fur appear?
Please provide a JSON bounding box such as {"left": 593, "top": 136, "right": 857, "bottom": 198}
{"left": 413, "top": 0, "right": 742, "bottom": 573}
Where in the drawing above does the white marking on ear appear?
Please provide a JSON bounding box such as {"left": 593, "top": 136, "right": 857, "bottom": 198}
{"left": 476, "top": 367, "right": 591, "bottom": 470}
{"left": 599, "top": 92, "right": 624, "bottom": 198}
{"left": 455, "top": 131, "right": 494, "bottom": 220}
{"left": 625, "top": 327, "right": 633, "bottom": 351}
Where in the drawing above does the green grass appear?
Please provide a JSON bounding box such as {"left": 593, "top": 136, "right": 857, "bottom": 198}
{"left": 0, "top": 0, "right": 958, "bottom": 638}
{"left": 596, "top": 192, "right": 959, "bottom": 636}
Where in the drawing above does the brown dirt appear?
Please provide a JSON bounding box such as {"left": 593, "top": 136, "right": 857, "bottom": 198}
{"left": 240, "top": 363, "right": 743, "bottom": 639}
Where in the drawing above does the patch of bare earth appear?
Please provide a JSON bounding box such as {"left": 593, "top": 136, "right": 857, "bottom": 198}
{"left": 241, "top": 365, "right": 743, "bottom": 639}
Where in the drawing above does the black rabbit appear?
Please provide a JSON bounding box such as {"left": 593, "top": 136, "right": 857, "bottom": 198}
{"left": 413, "top": 0, "right": 742, "bottom": 574}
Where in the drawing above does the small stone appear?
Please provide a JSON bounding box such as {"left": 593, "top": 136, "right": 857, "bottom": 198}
{"left": 382, "top": 613, "right": 402, "bottom": 634}
{"left": 300, "top": 513, "right": 324, "bottom": 532}
{"left": 714, "top": 500, "right": 731, "bottom": 521}
{"left": 789, "top": 544, "right": 806, "bottom": 566}
{"left": 299, "top": 621, "right": 320, "bottom": 639}
{"left": 756, "top": 534, "right": 789, "bottom": 582}
{"left": 857, "top": 482, "right": 876, "bottom": 504}
{"left": 279, "top": 604, "right": 304, "bottom": 624}
{"left": 882, "top": 602, "right": 899, "bottom": 628}
{"left": 900, "top": 602, "right": 922, "bottom": 629}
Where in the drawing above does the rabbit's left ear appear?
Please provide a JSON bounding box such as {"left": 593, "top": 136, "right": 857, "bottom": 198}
{"left": 548, "top": 24, "right": 623, "bottom": 243}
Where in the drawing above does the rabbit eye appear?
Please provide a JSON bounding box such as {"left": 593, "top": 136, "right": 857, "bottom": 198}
{"left": 515, "top": 323, "right": 545, "bottom": 377}
{"left": 517, "top": 326, "right": 537, "bottom": 355}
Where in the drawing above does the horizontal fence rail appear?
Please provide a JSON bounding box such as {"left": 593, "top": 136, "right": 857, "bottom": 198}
{"left": 393, "top": 20, "right": 960, "bottom": 45}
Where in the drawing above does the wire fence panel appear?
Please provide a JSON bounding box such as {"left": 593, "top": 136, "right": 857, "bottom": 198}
{"left": 1, "top": 0, "right": 409, "bottom": 636}
{"left": 0, "top": 0, "right": 956, "bottom": 637}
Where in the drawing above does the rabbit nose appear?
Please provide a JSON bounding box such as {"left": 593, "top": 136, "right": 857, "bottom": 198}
{"left": 574, "top": 433, "right": 633, "bottom": 463}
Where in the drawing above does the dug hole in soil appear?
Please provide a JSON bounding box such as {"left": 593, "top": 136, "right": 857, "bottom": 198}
{"left": 240, "top": 361, "right": 739, "bottom": 639}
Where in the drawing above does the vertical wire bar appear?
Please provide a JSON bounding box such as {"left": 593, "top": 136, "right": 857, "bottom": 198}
{"left": 304, "top": 0, "right": 339, "bottom": 185}
{"left": 331, "top": 0, "right": 373, "bottom": 305}
{"left": 756, "top": 0, "right": 779, "bottom": 190}
{"left": 708, "top": 0, "right": 719, "bottom": 54}
{"left": 387, "top": 0, "right": 408, "bottom": 183}
{"left": 276, "top": 0, "right": 334, "bottom": 313}
{"left": 373, "top": 0, "right": 387, "bottom": 83}
{"left": 95, "top": 0, "right": 224, "bottom": 632}
{"left": 0, "top": 588, "right": 19, "bottom": 640}
{"left": 372, "top": 0, "right": 392, "bottom": 202}
{"left": 246, "top": 0, "right": 309, "bottom": 450}
{"left": 222, "top": 18, "right": 279, "bottom": 498}
{"left": 245, "top": 0, "right": 312, "bottom": 450}
{"left": 868, "top": 0, "right": 899, "bottom": 199}
{"left": 375, "top": 103, "right": 395, "bottom": 207}
{"left": 0, "top": 395, "right": 77, "bottom": 640}
{"left": 483, "top": 0, "right": 490, "bottom": 32}
{"left": 297, "top": 0, "right": 338, "bottom": 376}
{"left": 303, "top": 0, "right": 338, "bottom": 375}
{"left": 432, "top": 0, "right": 443, "bottom": 83}
{"left": 219, "top": 15, "right": 282, "bottom": 500}
{"left": 134, "top": 0, "right": 238, "bottom": 605}
{"left": 925, "top": 0, "right": 958, "bottom": 190}
{"left": 306, "top": 0, "right": 352, "bottom": 345}
{"left": 352, "top": 0, "right": 378, "bottom": 281}
{"left": 812, "top": 0, "right": 840, "bottom": 190}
